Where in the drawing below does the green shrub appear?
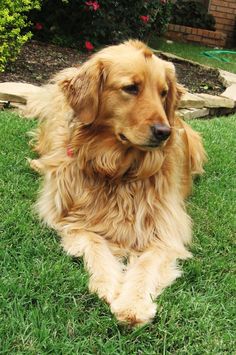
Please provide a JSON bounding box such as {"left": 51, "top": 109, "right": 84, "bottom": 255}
{"left": 29, "top": 0, "right": 173, "bottom": 50}
{"left": 0, "top": 0, "right": 41, "bottom": 72}
{"left": 171, "top": 0, "right": 215, "bottom": 31}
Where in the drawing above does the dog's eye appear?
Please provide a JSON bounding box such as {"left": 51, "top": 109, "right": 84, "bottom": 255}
{"left": 161, "top": 89, "right": 168, "bottom": 98}
{"left": 122, "top": 84, "right": 139, "bottom": 95}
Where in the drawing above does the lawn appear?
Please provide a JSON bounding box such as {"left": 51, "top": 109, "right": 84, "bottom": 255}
{"left": 0, "top": 111, "right": 235, "bottom": 354}
{"left": 150, "top": 37, "right": 236, "bottom": 74}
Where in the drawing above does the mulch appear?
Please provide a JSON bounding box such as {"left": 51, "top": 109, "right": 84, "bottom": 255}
{"left": 0, "top": 40, "right": 225, "bottom": 96}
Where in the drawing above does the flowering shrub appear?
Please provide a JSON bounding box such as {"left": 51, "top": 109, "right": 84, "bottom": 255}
{"left": 0, "top": 0, "right": 41, "bottom": 72}
{"left": 30, "top": 0, "right": 173, "bottom": 51}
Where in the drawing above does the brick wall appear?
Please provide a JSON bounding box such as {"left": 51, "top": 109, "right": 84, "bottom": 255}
{"left": 166, "top": 24, "right": 227, "bottom": 47}
{"left": 209, "top": 0, "right": 236, "bottom": 45}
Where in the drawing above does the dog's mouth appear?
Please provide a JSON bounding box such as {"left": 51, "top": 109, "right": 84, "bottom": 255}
{"left": 118, "top": 133, "right": 163, "bottom": 150}
{"left": 141, "top": 142, "right": 162, "bottom": 148}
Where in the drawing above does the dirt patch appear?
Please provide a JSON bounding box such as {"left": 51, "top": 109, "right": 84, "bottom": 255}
{"left": 175, "top": 61, "right": 224, "bottom": 95}
{"left": 0, "top": 40, "right": 225, "bottom": 95}
{"left": 0, "top": 41, "right": 87, "bottom": 86}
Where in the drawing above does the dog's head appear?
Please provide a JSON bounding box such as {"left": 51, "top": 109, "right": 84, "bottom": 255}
{"left": 60, "top": 40, "right": 184, "bottom": 151}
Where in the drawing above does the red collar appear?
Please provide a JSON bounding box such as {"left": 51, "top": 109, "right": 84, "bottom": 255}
{"left": 67, "top": 147, "right": 75, "bottom": 157}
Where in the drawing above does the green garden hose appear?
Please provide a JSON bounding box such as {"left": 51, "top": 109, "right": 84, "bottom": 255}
{"left": 203, "top": 50, "right": 236, "bottom": 63}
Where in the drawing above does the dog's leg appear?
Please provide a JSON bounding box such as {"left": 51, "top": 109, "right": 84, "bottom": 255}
{"left": 111, "top": 247, "right": 188, "bottom": 326}
{"left": 61, "top": 231, "right": 123, "bottom": 304}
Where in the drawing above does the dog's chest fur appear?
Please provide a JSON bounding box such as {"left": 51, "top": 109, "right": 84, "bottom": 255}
{"left": 37, "top": 139, "right": 190, "bottom": 252}
{"left": 63, "top": 171, "right": 173, "bottom": 251}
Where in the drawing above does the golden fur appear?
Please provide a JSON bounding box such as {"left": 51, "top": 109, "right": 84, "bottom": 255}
{"left": 25, "top": 40, "right": 206, "bottom": 326}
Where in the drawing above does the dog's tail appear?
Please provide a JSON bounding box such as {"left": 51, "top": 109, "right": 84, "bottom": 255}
{"left": 23, "top": 84, "right": 52, "bottom": 120}
{"left": 23, "top": 67, "right": 78, "bottom": 121}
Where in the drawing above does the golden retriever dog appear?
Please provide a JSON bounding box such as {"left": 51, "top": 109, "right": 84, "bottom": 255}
{"left": 25, "top": 40, "right": 206, "bottom": 326}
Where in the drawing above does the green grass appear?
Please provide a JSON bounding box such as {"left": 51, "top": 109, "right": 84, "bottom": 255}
{"left": 0, "top": 111, "right": 235, "bottom": 354}
{"left": 150, "top": 37, "right": 236, "bottom": 74}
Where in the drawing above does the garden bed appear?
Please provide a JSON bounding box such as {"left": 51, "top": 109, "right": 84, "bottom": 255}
{"left": 0, "top": 40, "right": 226, "bottom": 97}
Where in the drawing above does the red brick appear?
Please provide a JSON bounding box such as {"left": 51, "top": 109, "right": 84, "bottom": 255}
{"left": 217, "top": 31, "right": 227, "bottom": 38}
{"left": 216, "top": 5, "right": 236, "bottom": 13}
{"left": 210, "top": 0, "right": 229, "bottom": 7}
{"left": 210, "top": 32, "right": 216, "bottom": 39}
{"left": 202, "top": 37, "right": 216, "bottom": 44}
{"left": 186, "top": 34, "right": 201, "bottom": 41}
{"left": 179, "top": 25, "right": 186, "bottom": 33}
{"left": 207, "top": 31, "right": 215, "bottom": 39}
{"left": 166, "top": 31, "right": 175, "bottom": 37}
{"left": 228, "top": 2, "right": 236, "bottom": 9}
{"left": 215, "top": 23, "right": 225, "bottom": 30}
{"left": 216, "top": 17, "right": 235, "bottom": 25}
{"left": 214, "top": 32, "right": 222, "bottom": 39}
{"left": 210, "top": 11, "right": 228, "bottom": 18}
{"left": 186, "top": 27, "right": 192, "bottom": 34}
{"left": 226, "top": 13, "right": 236, "bottom": 20}
{"left": 216, "top": 10, "right": 236, "bottom": 19}
{"left": 166, "top": 32, "right": 183, "bottom": 41}
{"left": 214, "top": 7, "right": 226, "bottom": 14}
{"left": 174, "top": 25, "right": 180, "bottom": 31}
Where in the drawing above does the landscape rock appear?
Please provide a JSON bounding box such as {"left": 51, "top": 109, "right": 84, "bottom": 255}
{"left": 221, "top": 84, "right": 236, "bottom": 105}
{"left": 177, "top": 107, "right": 209, "bottom": 120}
{"left": 196, "top": 93, "right": 234, "bottom": 108}
{"left": 0, "top": 92, "right": 27, "bottom": 104}
{"left": 179, "top": 92, "right": 205, "bottom": 109}
{"left": 219, "top": 70, "right": 236, "bottom": 87}
{"left": 0, "top": 82, "right": 40, "bottom": 104}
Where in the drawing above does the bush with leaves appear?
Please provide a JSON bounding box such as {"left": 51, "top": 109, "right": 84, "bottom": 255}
{"left": 30, "top": 0, "right": 173, "bottom": 51}
{"left": 0, "top": 0, "right": 41, "bottom": 72}
{"left": 171, "top": 0, "right": 215, "bottom": 31}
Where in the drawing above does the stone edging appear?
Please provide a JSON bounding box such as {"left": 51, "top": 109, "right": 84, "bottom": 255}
{"left": 177, "top": 85, "right": 236, "bottom": 120}
{"left": 0, "top": 60, "right": 236, "bottom": 119}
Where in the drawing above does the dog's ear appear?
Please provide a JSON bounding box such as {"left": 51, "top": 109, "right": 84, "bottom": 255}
{"left": 60, "top": 59, "right": 104, "bottom": 124}
{"left": 164, "top": 61, "right": 185, "bottom": 125}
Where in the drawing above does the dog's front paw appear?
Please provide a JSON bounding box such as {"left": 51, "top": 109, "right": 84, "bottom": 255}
{"left": 111, "top": 296, "right": 157, "bottom": 326}
{"left": 89, "top": 274, "right": 122, "bottom": 305}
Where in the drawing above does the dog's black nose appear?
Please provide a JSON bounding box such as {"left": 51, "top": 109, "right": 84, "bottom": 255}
{"left": 151, "top": 124, "right": 171, "bottom": 142}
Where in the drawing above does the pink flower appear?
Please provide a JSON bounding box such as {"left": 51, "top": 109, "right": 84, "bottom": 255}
{"left": 35, "top": 22, "right": 43, "bottom": 30}
{"left": 140, "top": 15, "right": 149, "bottom": 23}
{"left": 85, "top": 41, "right": 94, "bottom": 51}
{"left": 85, "top": 1, "right": 100, "bottom": 11}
